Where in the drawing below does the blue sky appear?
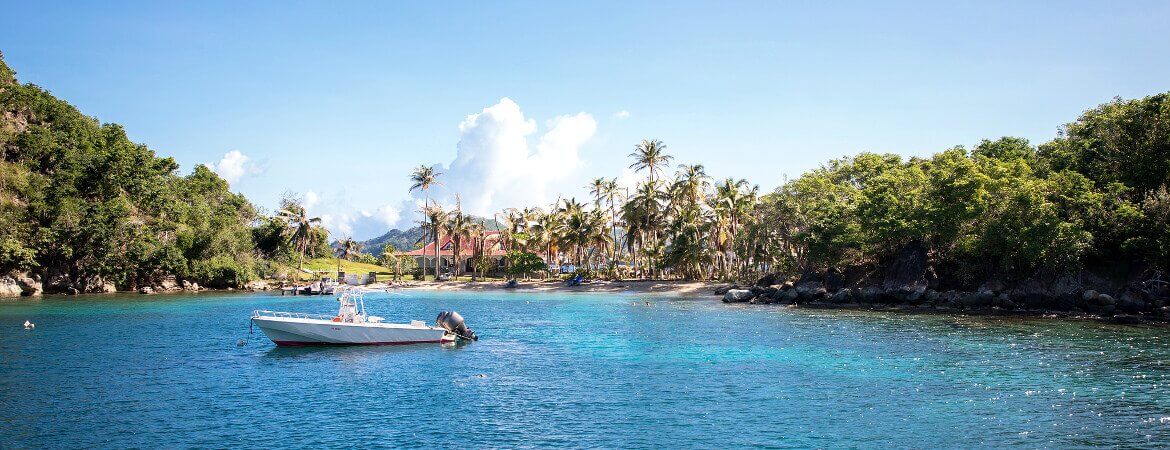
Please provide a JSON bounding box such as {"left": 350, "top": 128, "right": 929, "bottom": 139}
{"left": 2, "top": 1, "right": 1168, "bottom": 239}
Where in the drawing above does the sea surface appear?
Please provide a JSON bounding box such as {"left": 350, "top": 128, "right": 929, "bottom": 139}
{"left": 1, "top": 290, "right": 1168, "bottom": 448}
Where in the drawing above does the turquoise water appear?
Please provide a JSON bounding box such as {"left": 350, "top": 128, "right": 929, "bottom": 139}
{"left": 1, "top": 291, "right": 1168, "bottom": 448}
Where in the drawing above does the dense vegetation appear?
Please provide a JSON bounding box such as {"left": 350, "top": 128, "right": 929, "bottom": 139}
{"left": 361, "top": 227, "right": 424, "bottom": 257}
{"left": 0, "top": 53, "right": 338, "bottom": 293}
{"left": 3, "top": 48, "right": 1166, "bottom": 297}
{"left": 447, "top": 95, "right": 1169, "bottom": 290}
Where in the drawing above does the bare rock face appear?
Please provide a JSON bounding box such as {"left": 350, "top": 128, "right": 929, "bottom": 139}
{"left": 78, "top": 276, "right": 115, "bottom": 294}
{"left": 12, "top": 273, "right": 42, "bottom": 296}
{"left": 824, "top": 268, "right": 846, "bottom": 292}
{"left": 1009, "top": 277, "right": 1050, "bottom": 309}
{"left": 859, "top": 286, "right": 883, "bottom": 304}
{"left": 830, "top": 288, "right": 853, "bottom": 304}
{"left": 794, "top": 281, "right": 822, "bottom": 300}
{"left": 0, "top": 277, "right": 21, "bottom": 297}
{"left": 159, "top": 276, "right": 179, "bottom": 291}
{"left": 45, "top": 273, "right": 79, "bottom": 295}
{"left": 777, "top": 287, "right": 799, "bottom": 304}
{"left": 881, "top": 242, "right": 931, "bottom": 304}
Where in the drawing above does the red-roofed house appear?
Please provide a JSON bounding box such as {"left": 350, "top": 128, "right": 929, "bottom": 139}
{"left": 399, "top": 230, "right": 508, "bottom": 275}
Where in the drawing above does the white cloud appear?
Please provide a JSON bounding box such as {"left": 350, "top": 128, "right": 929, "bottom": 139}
{"left": 413, "top": 97, "right": 596, "bottom": 218}
{"left": 312, "top": 192, "right": 402, "bottom": 240}
{"left": 209, "top": 150, "right": 264, "bottom": 186}
{"left": 613, "top": 110, "right": 630, "bottom": 119}
{"left": 303, "top": 190, "right": 320, "bottom": 211}
{"left": 317, "top": 214, "right": 350, "bottom": 237}
{"left": 373, "top": 204, "right": 400, "bottom": 226}
{"left": 616, "top": 167, "right": 648, "bottom": 191}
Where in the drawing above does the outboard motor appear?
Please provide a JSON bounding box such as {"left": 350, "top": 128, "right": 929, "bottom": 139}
{"left": 436, "top": 311, "right": 478, "bottom": 341}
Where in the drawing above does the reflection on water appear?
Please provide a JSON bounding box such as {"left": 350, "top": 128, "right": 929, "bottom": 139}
{"left": 1, "top": 290, "right": 1168, "bottom": 448}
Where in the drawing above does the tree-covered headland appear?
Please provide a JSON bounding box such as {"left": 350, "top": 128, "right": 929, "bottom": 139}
{"left": 0, "top": 53, "right": 333, "bottom": 295}
{"left": 459, "top": 95, "right": 1169, "bottom": 314}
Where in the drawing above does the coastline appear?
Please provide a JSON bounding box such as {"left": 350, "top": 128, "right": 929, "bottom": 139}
{"left": 380, "top": 279, "right": 719, "bottom": 297}
{"left": 371, "top": 279, "right": 1167, "bottom": 325}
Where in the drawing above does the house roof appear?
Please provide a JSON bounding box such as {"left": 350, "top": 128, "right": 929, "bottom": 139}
{"left": 399, "top": 230, "right": 508, "bottom": 257}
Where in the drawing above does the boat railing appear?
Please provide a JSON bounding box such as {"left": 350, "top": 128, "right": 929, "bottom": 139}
{"left": 252, "top": 310, "right": 336, "bottom": 321}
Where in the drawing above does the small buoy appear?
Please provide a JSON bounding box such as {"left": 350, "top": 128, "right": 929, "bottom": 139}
{"left": 236, "top": 339, "right": 247, "bottom": 347}
{"left": 23, "top": 320, "right": 34, "bottom": 329}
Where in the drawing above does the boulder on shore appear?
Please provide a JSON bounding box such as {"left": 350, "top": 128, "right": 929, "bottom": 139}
{"left": 830, "top": 288, "right": 853, "bottom": 304}
{"left": 0, "top": 277, "right": 21, "bottom": 297}
{"left": 722, "top": 289, "right": 755, "bottom": 303}
{"left": 16, "top": 273, "right": 41, "bottom": 296}
{"left": 777, "top": 287, "right": 799, "bottom": 304}
{"left": 754, "top": 273, "right": 781, "bottom": 287}
{"left": 159, "top": 276, "right": 179, "bottom": 291}
{"left": 713, "top": 285, "right": 738, "bottom": 296}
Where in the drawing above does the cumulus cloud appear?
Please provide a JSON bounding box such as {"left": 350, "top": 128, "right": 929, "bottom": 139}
{"left": 613, "top": 110, "right": 630, "bottom": 119}
{"left": 308, "top": 189, "right": 401, "bottom": 240}
{"left": 410, "top": 98, "right": 597, "bottom": 218}
{"left": 210, "top": 150, "right": 264, "bottom": 186}
{"left": 616, "top": 167, "right": 648, "bottom": 191}
{"left": 303, "top": 190, "right": 320, "bottom": 211}
{"left": 318, "top": 213, "right": 351, "bottom": 237}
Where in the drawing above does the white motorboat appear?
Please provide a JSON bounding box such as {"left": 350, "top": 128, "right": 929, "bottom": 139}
{"left": 251, "top": 287, "right": 477, "bottom": 346}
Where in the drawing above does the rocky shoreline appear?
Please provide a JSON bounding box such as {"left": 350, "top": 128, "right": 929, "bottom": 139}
{"left": 0, "top": 272, "right": 280, "bottom": 298}
{"left": 718, "top": 263, "right": 1169, "bottom": 324}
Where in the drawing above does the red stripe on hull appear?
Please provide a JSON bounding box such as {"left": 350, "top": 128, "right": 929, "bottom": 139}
{"left": 273, "top": 339, "right": 446, "bottom": 347}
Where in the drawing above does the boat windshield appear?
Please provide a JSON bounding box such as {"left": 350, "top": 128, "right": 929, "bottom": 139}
{"left": 336, "top": 287, "right": 367, "bottom": 323}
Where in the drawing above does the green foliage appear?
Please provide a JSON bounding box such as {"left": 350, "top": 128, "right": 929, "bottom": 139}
{"left": 0, "top": 238, "right": 35, "bottom": 272}
{"left": 505, "top": 251, "right": 546, "bottom": 277}
{"left": 190, "top": 254, "right": 256, "bottom": 289}
{"left": 0, "top": 54, "right": 261, "bottom": 288}
{"left": 759, "top": 112, "right": 1167, "bottom": 282}
{"left": 380, "top": 252, "right": 419, "bottom": 281}
{"left": 1039, "top": 93, "right": 1170, "bottom": 196}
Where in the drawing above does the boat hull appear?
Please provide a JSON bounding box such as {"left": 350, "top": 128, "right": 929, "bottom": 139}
{"left": 253, "top": 317, "right": 453, "bottom": 346}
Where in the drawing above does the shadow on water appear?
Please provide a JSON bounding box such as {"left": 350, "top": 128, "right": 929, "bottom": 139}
{"left": 259, "top": 340, "right": 476, "bottom": 359}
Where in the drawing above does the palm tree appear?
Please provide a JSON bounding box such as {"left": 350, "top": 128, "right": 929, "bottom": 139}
{"left": 713, "top": 178, "right": 758, "bottom": 278}
{"left": 335, "top": 237, "right": 361, "bottom": 274}
{"left": 588, "top": 177, "right": 607, "bottom": 208}
{"left": 599, "top": 178, "right": 622, "bottom": 272}
{"left": 409, "top": 165, "right": 442, "bottom": 279}
{"left": 278, "top": 203, "right": 322, "bottom": 276}
{"left": 622, "top": 179, "right": 667, "bottom": 278}
{"left": 424, "top": 203, "right": 448, "bottom": 278}
{"left": 443, "top": 197, "right": 473, "bottom": 279}
{"left": 662, "top": 200, "right": 703, "bottom": 279}
{"left": 673, "top": 164, "right": 710, "bottom": 208}
{"left": 629, "top": 139, "right": 673, "bottom": 184}
{"left": 529, "top": 208, "right": 559, "bottom": 278}
{"left": 466, "top": 220, "right": 487, "bottom": 281}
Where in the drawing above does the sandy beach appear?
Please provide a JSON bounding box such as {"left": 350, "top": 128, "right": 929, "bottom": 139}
{"left": 373, "top": 279, "right": 722, "bottom": 297}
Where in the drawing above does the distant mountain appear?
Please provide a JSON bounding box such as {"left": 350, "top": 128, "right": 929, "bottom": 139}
{"left": 359, "top": 216, "right": 503, "bottom": 257}
{"left": 361, "top": 226, "right": 425, "bottom": 257}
